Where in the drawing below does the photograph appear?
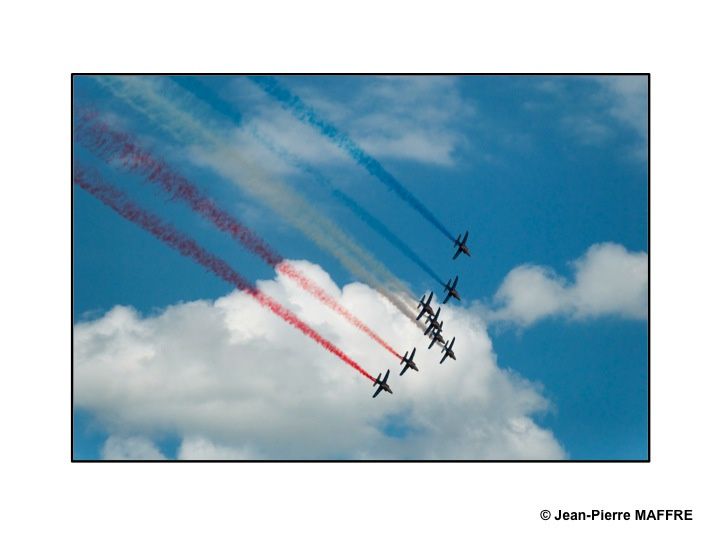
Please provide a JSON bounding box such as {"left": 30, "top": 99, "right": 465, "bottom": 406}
{"left": 5, "top": 2, "right": 720, "bottom": 537}
{"left": 72, "top": 74, "right": 648, "bottom": 461}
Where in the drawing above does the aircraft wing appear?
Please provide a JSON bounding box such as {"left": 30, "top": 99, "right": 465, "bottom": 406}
{"left": 427, "top": 291, "right": 433, "bottom": 303}
{"left": 462, "top": 231, "right": 469, "bottom": 244}
{"left": 372, "top": 386, "right": 383, "bottom": 398}
{"left": 440, "top": 351, "right": 449, "bottom": 364}
{"left": 400, "top": 363, "right": 409, "bottom": 376}
{"left": 428, "top": 335, "right": 438, "bottom": 349}
{"left": 453, "top": 247, "right": 462, "bottom": 260}
{"left": 442, "top": 291, "right": 452, "bottom": 304}
{"left": 409, "top": 348, "right": 415, "bottom": 361}
{"left": 452, "top": 275, "right": 459, "bottom": 289}
{"left": 415, "top": 309, "right": 424, "bottom": 321}
{"left": 382, "top": 370, "right": 390, "bottom": 384}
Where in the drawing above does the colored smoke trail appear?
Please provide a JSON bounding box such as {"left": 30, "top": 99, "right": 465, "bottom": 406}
{"left": 74, "top": 113, "right": 403, "bottom": 360}
{"left": 93, "top": 76, "right": 422, "bottom": 327}
{"left": 168, "top": 76, "right": 443, "bottom": 287}
{"left": 73, "top": 166, "right": 375, "bottom": 382}
{"left": 249, "top": 75, "right": 456, "bottom": 242}
{"left": 252, "top": 128, "right": 446, "bottom": 287}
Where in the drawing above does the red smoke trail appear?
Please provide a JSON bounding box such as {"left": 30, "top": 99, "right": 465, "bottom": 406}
{"left": 75, "top": 112, "right": 402, "bottom": 360}
{"left": 74, "top": 166, "right": 375, "bottom": 382}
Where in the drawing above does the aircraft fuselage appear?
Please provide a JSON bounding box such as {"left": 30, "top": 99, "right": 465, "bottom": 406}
{"left": 427, "top": 319, "right": 442, "bottom": 331}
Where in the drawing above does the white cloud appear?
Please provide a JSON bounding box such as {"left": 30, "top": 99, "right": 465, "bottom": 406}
{"left": 535, "top": 75, "right": 647, "bottom": 155}
{"left": 349, "top": 77, "right": 472, "bottom": 165}
{"left": 490, "top": 242, "right": 648, "bottom": 326}
{"left": 177, "top": 437, "right": 256, "bottom": 460}
{"left": 561, "top": 114, "right": 613, "bottom": 145}
{"left": 101, "top": 436, "right": 166, "bottom": 460}
{"left": 74, "top": 260, "right": 564, "bottom": 460}
{"left": 228, "top": 76, "right": 474, "bottom": 167}
{"left": 594, "top": 75, "right": 648, "bottom": 143}
{"left": 490, "top": 265, "right": 569, "bottom": 326}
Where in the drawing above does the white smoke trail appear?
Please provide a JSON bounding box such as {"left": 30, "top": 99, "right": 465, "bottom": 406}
{"left": 94, "top": 76, "right": 423, "bottom": 326}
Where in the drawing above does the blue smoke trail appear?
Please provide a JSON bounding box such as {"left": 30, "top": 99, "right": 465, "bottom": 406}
{"left": 248, "top": 76, "right": 456, "bottom": 242}
{"left": 253, "top": 130, "right": 445, "bottom": 287}
{"left": 170, "top": 76, "right": 244, "bottom": 125}
{"left": 170, "top": 76, "right": 445, "bottom": 287}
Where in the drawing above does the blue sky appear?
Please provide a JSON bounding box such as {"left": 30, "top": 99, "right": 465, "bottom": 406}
{"left": 73, "top": 75, "right": 648, "bottom": 460}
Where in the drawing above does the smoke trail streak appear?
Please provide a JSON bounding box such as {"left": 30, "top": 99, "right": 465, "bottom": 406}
{"left": 93, "top": 76, "right": 423, "bottom": 328}
{"left": 74, "top": 165, "right": 375, "bottom": 382}
{"left": 249, "top": 76, "right": 455, "bottom": 242}
{"left": 252, "top": 128, "right": 445, "bottom": 287}
{"left": 169, "top": 77, "right": 443, "bottom": 287}
{"left": 75, "top": 112, "right": 402, "bottom": 359}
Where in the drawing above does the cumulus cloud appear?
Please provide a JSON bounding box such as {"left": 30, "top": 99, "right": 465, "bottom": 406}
{"left": 177, "top": 437, "right": 256, "bottom": 460}
{"left": 101, "top": 436, "right": 166, "bottom": 460}
{"left": 490, "top": 242, "right": 648, "bottom": 326}
{"left": 74, "top": 260, "right": 564, "bottom": 460}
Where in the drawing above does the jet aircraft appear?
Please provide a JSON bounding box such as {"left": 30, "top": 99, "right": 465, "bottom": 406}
{"left": 427, "top": 327, "right": 446, "bottom": 349}
{"left": 372, "top": 369, "right": 393, "bottom": 398}
{"left": 453, "top": 231, "right": 471, "bottom": 260}
{"left": 440, "top": 337, "right": 456, "bottom": 364}
{"left": 442, "top": 275, "right": 461, "bottom": 304}
{"left": 424, "top": 306, "right": 442, "bottom": 332}
{"left": 424, "top": 317, "right": 443, "bottom": 337}
{"left": 416, "top": 291, "right": 435, "bottom": 320}
{"left": 399, "top": 347, "right": 419, "bottom": 376}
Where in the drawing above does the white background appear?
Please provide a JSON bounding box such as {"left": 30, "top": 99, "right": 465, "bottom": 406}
{"left": 1, "top": 1, "right": 717, "bottom": 537}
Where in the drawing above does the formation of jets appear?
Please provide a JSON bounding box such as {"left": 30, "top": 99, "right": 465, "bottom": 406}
{"left": 372, "top": 231, "right": 470, "bottom": 398}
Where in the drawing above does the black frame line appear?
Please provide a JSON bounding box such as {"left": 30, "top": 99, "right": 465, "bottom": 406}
{"left": 71, "top": 73, "right": 650, "bottom": 463}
